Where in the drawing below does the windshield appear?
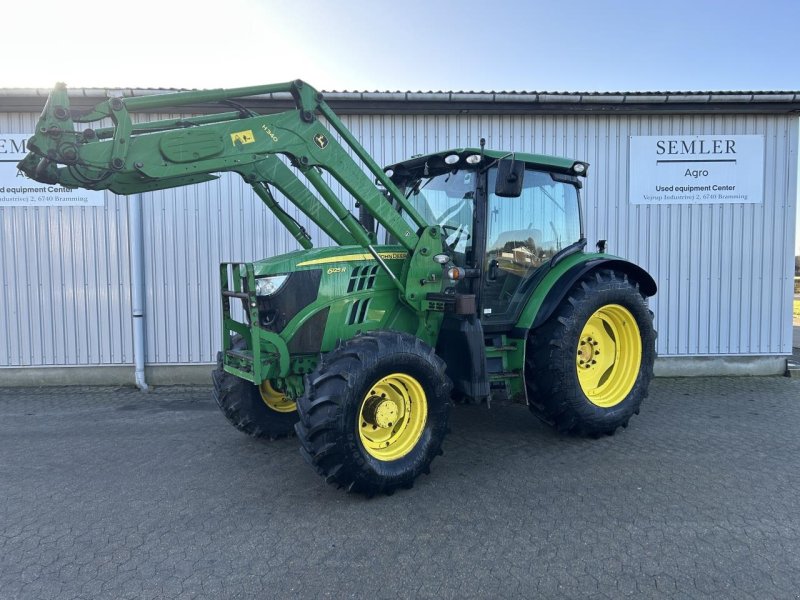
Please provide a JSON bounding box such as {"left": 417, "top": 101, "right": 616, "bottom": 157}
{"left": 397, "top": 169, "right": 476, "bottom": 254}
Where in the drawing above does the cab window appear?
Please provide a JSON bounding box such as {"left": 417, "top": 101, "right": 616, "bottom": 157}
{"left": 483, "top": 168, "right": 582, "bottom": 321}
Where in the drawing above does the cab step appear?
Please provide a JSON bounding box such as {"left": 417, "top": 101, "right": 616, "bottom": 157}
{"left": 488, "top": 371, "right": 522, "bottom": 381}
{"left": 486, "top": 345, "right": 518, "bottom": 353}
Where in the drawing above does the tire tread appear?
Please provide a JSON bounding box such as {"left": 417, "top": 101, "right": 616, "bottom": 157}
{"left": 525, "top": 268, "right": 656, "bottom": 436}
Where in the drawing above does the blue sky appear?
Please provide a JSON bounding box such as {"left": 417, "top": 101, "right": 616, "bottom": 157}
{"left": 283, "top": 0, "right": 800, "bottom": 93}
{"left": 4, "top": 0, "right": 800, "bottom": 92}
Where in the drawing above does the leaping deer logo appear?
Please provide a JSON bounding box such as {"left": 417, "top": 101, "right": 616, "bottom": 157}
{"left": 314, "top": 134, "right": 329, "bottom": 149}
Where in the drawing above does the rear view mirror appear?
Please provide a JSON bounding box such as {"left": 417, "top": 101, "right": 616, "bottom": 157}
{"left": 494, "top": 158, "right": 525, "bottom": 197}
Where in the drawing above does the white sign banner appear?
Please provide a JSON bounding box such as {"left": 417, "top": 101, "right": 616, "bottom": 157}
{"left": 629, "top": 134, "right": 764, "bottom": 204}
{"left": 0, "top": 134, "right": 105, "bottom": 207}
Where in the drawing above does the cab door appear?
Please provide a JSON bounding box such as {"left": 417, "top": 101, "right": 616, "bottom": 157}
{"left": 480, "top": 168, "right": 582, "bottom": 330}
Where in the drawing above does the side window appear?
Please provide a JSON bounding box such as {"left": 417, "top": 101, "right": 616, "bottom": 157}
{"left": 483, "top": 168, "right": 581, "bottom": 321}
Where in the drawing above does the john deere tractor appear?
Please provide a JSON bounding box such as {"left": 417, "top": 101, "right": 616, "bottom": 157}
{"left": 19, "top": 80, "right": 656, "bottom": 495}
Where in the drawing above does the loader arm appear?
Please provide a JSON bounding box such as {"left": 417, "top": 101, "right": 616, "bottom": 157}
{"left": 17, "top": 80, "right": 427, "bottom": 256}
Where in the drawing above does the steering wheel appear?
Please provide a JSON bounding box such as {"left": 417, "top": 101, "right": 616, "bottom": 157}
{"left": 441, "top": 225, "right": 471, "bottom": 248}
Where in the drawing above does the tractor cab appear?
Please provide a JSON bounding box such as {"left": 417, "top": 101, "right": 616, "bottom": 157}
{"left": 386, "top": 149, "right": 589, "bottom": 331}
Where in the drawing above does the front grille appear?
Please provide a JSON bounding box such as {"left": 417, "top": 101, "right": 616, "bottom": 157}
{"left": 257, "top": 269, "right": 322, "bottom": 332}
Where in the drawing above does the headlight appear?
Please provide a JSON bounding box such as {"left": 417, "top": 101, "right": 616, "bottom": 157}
{"left": 255, "top": 275, "right": 289, "bottom": 296}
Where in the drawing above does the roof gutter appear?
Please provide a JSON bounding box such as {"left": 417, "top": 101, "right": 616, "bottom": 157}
{"left": 1, "top": 89, "right": 798, "bottom": 116}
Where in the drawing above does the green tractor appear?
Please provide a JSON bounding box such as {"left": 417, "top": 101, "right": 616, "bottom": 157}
{"left": 19, "top": 80, "right": 656, "bottom": 495}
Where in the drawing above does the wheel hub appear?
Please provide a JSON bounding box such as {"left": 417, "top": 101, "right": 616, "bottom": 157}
{"left": 358, "top": 373, "right": 428, "bottom": 461}
{"left": 575, "top": 304, "right": 642, "bottom": 408}
{"left": 362, "top": 396, "right": 399, "bottom": 429}
{"left": 577, "top": 336, "right": 600, "bottom": 369}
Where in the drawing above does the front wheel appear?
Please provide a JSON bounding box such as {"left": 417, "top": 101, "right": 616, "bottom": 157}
{"left": 295, "top": 331, "right": 452, "bottom": 496}
{"left": 212, "top": 338, "right": 298, "bottom": 440}
{"left": 525, "top": 269, "right": 656, "bottom": 436}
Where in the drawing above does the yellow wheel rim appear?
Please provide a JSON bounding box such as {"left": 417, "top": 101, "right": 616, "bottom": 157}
{"left": 576, "top": 304, "right": 642, "bottom": 408}
{"left": 258, "top": 380, "right": 296, "bottom": 413}
{"left": 358, "top": 373, "right": 428, "bottom": 461}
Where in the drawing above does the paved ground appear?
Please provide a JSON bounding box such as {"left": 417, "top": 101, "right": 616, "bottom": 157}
{"left": 2, "top": 375, "right": 800, "bottom": 599}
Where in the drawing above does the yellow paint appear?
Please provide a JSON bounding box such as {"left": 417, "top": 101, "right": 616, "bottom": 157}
{"left": 230, "top": 130, "right": 255, "bottom": 145}
{"left": 576, "top": 304, "right": 642, "bottom": 408}
{"left": 358, "top": 372, "right": 427, "bottom": 461}
{"left": 296, "top": 252, "right": 407, "bottom": 267}
{"left": 259, "top": 380, "right": 296, "bottom": 413}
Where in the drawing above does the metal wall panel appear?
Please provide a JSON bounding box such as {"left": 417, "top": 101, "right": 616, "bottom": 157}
{"left": 0, "top": 112, "right": 132, "bottom": 367}
{"left": 1, "top": 111, "right": 796, "bottom": 368}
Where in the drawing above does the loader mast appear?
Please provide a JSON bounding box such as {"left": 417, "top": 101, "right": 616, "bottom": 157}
{"left": 18, "top": 80, "right": 438, "bottom": 296}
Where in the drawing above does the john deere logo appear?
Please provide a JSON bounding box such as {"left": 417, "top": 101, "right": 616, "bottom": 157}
{"left": 314, "top": 134, "right": 329, "bottom": 149}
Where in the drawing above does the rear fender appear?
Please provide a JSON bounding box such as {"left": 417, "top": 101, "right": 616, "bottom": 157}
{"left": 512, "top": 256, "right": 657, "bottom": 337}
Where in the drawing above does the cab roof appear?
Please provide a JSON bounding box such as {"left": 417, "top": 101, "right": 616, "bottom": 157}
{"left": 386, "top": 148, "right": 587, "bottom": 179}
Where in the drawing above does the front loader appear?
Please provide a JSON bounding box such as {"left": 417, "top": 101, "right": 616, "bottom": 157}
{"left": 19, "top": 80, "right": 657, "bottom": 496}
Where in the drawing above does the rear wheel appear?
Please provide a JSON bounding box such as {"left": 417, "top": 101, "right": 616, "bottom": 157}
{"left": 295, "top": 331, "right": 451, "bottom": 496}
{"left": 212, "top": 339, "right": 298, "bottom": 440}
{"left": 525, "top": 269, "right": 656, "bottom": 436}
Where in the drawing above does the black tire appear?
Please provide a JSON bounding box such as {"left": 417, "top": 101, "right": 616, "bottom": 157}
{"left": 525, "top": 269, "right": 656, "bottom": 436}
{"left": 211, "top": 338, "right": 298, "bottom": 440}
{"left": 295, "top": 331, "right": 451, "bottom": 496}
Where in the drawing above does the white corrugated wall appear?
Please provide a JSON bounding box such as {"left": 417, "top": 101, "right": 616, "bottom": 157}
{"left": 0, "top": 110, "right": 797, "bottom": 368}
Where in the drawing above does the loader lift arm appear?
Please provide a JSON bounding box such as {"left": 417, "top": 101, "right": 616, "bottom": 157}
{"left": 17, "top": 80, "right": 435, "bottom": 291}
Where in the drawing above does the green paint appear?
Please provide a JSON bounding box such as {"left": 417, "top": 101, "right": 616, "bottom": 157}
{"left": 19, "top": 80, "right": 653, "bottom": 401}
{"left": 491, "top": 252, "right": 609, "bottom": 398}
